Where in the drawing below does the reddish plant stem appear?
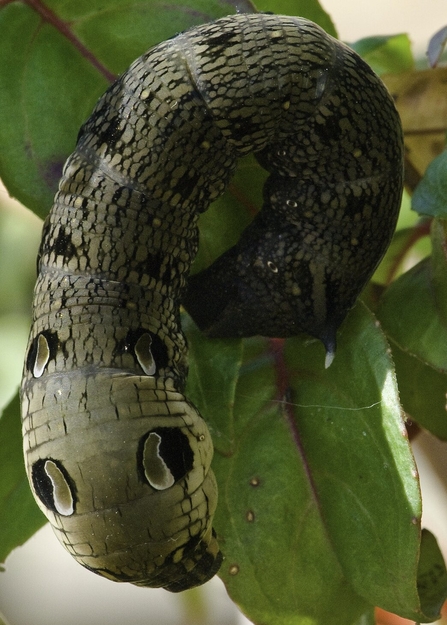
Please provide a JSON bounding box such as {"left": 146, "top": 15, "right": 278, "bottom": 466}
{"left": 22, "top": 0, "right": 116, "bottom": 83}
{"left": 268, "top": 338, "right": 289, "bottom": 401}
{"left": 268, "top": 338, "right": 318, "bottom": 496}
{"left": 386, "top": 219, "right": 431, "bottom": 285}
{"left": 228, "top": 182, "right": 260, "bottom": 218}
{"left": 268, "top": 338, "right": 302, "bottom": 446}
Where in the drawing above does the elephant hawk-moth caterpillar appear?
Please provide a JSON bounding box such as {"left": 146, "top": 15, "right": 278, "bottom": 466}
{"left": 20, "top": 13, "right": 403, "bottom": 592}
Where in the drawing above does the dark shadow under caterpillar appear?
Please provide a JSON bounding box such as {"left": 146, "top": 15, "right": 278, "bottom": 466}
{"left": 20, "top": 13, "right": 403, "bottom": 592}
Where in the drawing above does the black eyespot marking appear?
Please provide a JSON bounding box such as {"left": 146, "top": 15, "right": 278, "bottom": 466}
{"left": 134, "top": 333, "right": 156, "bottom": 375}
{"left": 32, "top": 458, "right": 76, "bottom": 516}
{"left": 26, "top": 331, "right": 59, "bottom": 377}
{"left": 119, "top": 328, "right": 169, "bottom": 373}
{"left": 137, "top": 427, "right": 194, "bottom": 490}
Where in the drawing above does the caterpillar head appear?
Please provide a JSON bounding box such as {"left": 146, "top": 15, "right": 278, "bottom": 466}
{"left": 24, "top": 372, "right": 221, "bottom": 592}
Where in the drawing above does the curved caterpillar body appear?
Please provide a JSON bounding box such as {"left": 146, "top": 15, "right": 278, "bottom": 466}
{"left": 20, "top": 14, "right": 403, "bottom": 591}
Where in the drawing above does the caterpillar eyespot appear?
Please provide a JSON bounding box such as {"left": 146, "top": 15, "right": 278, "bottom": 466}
{"left": 32, "top": 334, "right": 50, "bottom": 378}
{"left": 32, "top": 458, "right": 76, "bottom": 517}
{"left": 20, "top": 13, "right": 403, "bottom": 592}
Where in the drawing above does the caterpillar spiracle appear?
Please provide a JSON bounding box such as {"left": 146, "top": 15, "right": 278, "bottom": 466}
{"left": 20, "top": 13, "right": 403, "bottom": 592}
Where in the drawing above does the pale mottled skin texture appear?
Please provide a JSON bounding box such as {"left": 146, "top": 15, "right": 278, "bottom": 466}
{"left": 20, "top": 14, "right": 403, "bottom": 592}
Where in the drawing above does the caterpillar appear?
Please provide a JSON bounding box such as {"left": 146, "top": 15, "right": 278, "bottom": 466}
{"left": 20, "top": 13, "right": 403, "bottom": 592}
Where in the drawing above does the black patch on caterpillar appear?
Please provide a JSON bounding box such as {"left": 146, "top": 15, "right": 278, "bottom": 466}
{"left": 173, "top": 170, "right": 202, "bottom": 199}
{"left": 146, "top": 251, "right": 164, "bottom": 278}
{"left": 94, "top": 111, "right": 123, "bottom": 152}
{"left": 31, "top": 458, "right": 77, "bottom": 514}
{"left": 76, "top": 105, "right": 122, "bottom": 148}
{"left": 144, "top": 251, "right": 177, "bottom": 283}
{"left": 205, "top": 30, "right": 238, "bottom": 47}
{"left": 164, "top": 531, "right": 224, "bottom": 593}
{"left": 55, "top": 227, "right": 76, "bottom": 257}
{"left": 36, "top": 218, "right": 52, "bottom": 271}
{"left": 42, "top": 226, "right": 77, "bottom": 261}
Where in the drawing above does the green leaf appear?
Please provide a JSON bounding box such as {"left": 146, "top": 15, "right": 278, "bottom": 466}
{"left": 417, "top": 529, "right": 447, "bottom": 620}
{"left": 430, "top": 219, "right": 447, "bottom": 316}
{"left": 53, "top": 0, "right": 236, "bottom": 70}
{"left": 378, "top": 221, "right": 447, "bottom": 373}
{"left": 413, "top": 150, "right": 447, "bottom": 218}
{"left": 186, "top": 304, "right": 428, "bottom": 623}
{"left": 427, "top": 26, "right": 447, "bottom": 67}
{"left": 184, "top": 315, "right": 244, "bottom": 456}
{"left": 381, "top": 219, "right": 447, "bottom": 440}
{"left": 0, "top": 393, "right": 46, "bottom": 566}
{"left": 192, "top": 154, "right": 265, "bottom": 274}
{"left": 0, "top": 2, "right": 108, "bottom": 218}
{"left": 391, "top": 344, "right": 447, "bottom": 440}
{"left": 350, "top": 34, "right": 414, "bottom": 75}
{"left": 372, "top": 225, "right": 431, "bottom": 286}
